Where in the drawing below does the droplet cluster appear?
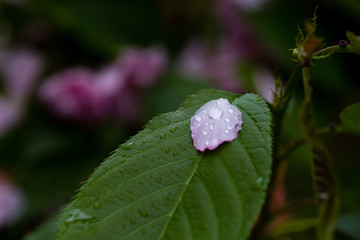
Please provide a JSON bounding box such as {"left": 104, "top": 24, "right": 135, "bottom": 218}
{"left": 190, "top": 98, "right": 243, "bottom": 151}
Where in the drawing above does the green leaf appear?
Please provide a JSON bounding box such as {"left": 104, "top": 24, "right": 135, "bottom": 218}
{"left": 337, "top": 214, "right": 360, "bottom": 240}
{"left": 340, "top": 102, "right": 360, "bottom": 135}
{"left": 346, "top": 31, "right": 360, "bottom": 55}
{"left": 57, "top": 89, "right": 272, "bottom": 240}
{"left": 24, "top": 213, "right": 59, "bottom": 240}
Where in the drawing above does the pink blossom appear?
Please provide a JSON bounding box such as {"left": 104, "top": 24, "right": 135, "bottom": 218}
{"left": 176, "top": 41, "right": 210, "bottom": 80}
{"left": 253, "top": 68, "right": 275, "bottom": 103}
{"left": 0, "top": 48, "right": 44, "bottom": 103}
{"left": 215, "top": 0, "right": 263, "bottom": 58}
{"left": 0, "top": 97, "right": 21, "bottom": 137}
{"left": 39, "top": 46, "right": 167, "bottom": 123}
{"left": 176, "top": 40, "right": 242, "bottom": 92}
{"left": 0, "top": 48, "right": 43, "bottom": 136}
{"left": 119, "top": 46, "right": 167, "bottom": 88}
{"left": 39, "top": 68, "right": 109, "bottom": 121}
{"left": 0, "top": 173, "right": 24, "bottom": 228}
{"left": 190, "top": 98, "right": 243, "bottom": 151}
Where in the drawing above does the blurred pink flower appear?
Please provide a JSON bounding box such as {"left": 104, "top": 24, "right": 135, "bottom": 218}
{"left": 119, "top": 46, "right": 167, "bottom": 88}
{"left": 39, "top": 68, "right": 110, "bottom": 121}
{"left": 0, "top": 48, "right": 44, "bottom": 137}
{"left": 0, "top": 97, "right": 21, "bottom": 137}
{"left": 0, "top": 48, "right": 44, "bottom": 104}
{"left": 177, "top": 41, "right": 211, "bottom": 81}
{"left": 39, "top": 46, "right": 167, "bottom": 123}
{"left": 253, "top": 68, "right": 275, "bottom": 103}
{"left": 215, "top": 0, "right": 263, "bottom": 58}
{"left": 0, "top": 172, "right": 24, "bottom": 228}
{"left": 176, "top": 40, "right": 242, "bottom": 92}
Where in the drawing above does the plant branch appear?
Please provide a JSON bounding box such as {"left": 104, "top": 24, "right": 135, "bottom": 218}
{"left": 300, "top": 66, "right": 339, "bottom": 240}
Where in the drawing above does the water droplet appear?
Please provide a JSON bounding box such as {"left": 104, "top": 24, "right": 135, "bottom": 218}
{"left": 119, "top": 168, "right": 125, "bottom": 173}
{"left": 252, "top": 177, "right": 263, "bottom": 190}
{"left": 228, "top": 108, "right": 234, "bottom": 113}
{"left": 225, "top": 118, "right": 230, "bottom": 123}
{"left": 157, "top": 178, "right": 162, "bottom": 183}
{"left": 212, "top": 139, "right": 218, "bottom": 145}
{"left": 203, "top": 110, "right": 207, "bottom": 114}
{"left": 66, "top": 209, "right": 94, "bottom": 223}
{"left": 195, "top": 116, "right": 201, "bottom": 122}
{"left": 173, "top": 151, "right": 178, "bottom": 156}
{"left": 205, "top": 122, "right": 208, "bottom": 126}
{"left": 227, "top": 125, "right": 234, "bottom": 130}
{"left": 225, "top": 130, "right": 230, "bottom": 134}
{"left": 160, "top": 134, "right": 166, "bottom": 139}
{"left": 94, "top": 202, "right": 100, "bottom": 209}
{"left": 123, "top": 143, "right": 135, "bottom": 150}
{"left": 203, "top": 131, "right": 208, "bottom": 135}
{"left": 139, "top": 210, "right": 149, "bottom": 217}
{"left": 208, "top": 108, "right": 222, "bottom": 119}
{"left": 169, "top": 126, "right": 177, "bottom": 133}
{"left": 205, "top": 140, "right": 209, "bottom": 146}
{"left": 209, "top": 125, "right": 214, "bottom": 130}
{"left": 130, "top": 219, "right": 136, "bottom": 224}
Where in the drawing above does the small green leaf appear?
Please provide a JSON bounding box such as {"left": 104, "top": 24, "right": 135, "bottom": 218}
{"left": 57, "top": 89, "right": 272, "bottom": 240}
{"left": 340, "top": 102, "right": 360, "bottom": 135}
{"left": 346, "top": 31, "right": 360, "bottom": 55}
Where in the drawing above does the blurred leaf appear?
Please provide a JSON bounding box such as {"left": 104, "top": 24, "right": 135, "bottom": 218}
{"left": 57, "top": 90, "right": 272, "bottom": 240}
{"left": 340, "top": 102, "right": 360, "bottom": 135}
{"left": 30, "top": 0, "right": 163, "bottom": 54}
{"left": 337, "top": 214, "right": 360, "bottom": 240}
{"left": 346, "top": 31, "right": 360, "bottom": 55}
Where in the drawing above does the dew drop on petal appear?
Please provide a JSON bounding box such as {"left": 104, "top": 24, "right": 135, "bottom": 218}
{"left": 209, "top": 125, "right": 214, "bottom": 130}
{"left": 225, "top": 118, "right": 230, "bottom": 123}
{"left": 208, "top": 108, "right": 222, "bottom": 119}
{"left": 228, "top": 108, "right": 234, "bottom": 113}
{"left": 195, "top": 116, "right": 201, "bottom": 122}
{"left": 225, "top": 130, "right": 230, "bottom": 134}
{"left": 203, "top": 131, "right": 208, "bottom": 135}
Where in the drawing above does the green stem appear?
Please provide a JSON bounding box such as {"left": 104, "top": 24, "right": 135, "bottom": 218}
{"left": 300, "top": 66, "right": 339, "bottom": 240}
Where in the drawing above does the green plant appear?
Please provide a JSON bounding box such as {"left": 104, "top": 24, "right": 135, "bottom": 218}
{"left": 52, "top": 16, "right": 360, "bottom": 240}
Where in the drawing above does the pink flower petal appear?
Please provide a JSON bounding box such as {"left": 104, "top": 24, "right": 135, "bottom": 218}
{"left": 0, "top": 173, "right": 24, "bottom": 228}
{"left": 119, "top": 46, "right": 167, "bottom": 88}
{"left": 0, "top": 97, "right": 21, "bottom": 137}
{"left": 190, "top": 98, "right": 243, "bottom": 151}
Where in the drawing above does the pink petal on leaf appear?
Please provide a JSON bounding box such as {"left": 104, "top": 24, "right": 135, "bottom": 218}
{"left": 190, "top": 98, "right": 243, "bottom": 151}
